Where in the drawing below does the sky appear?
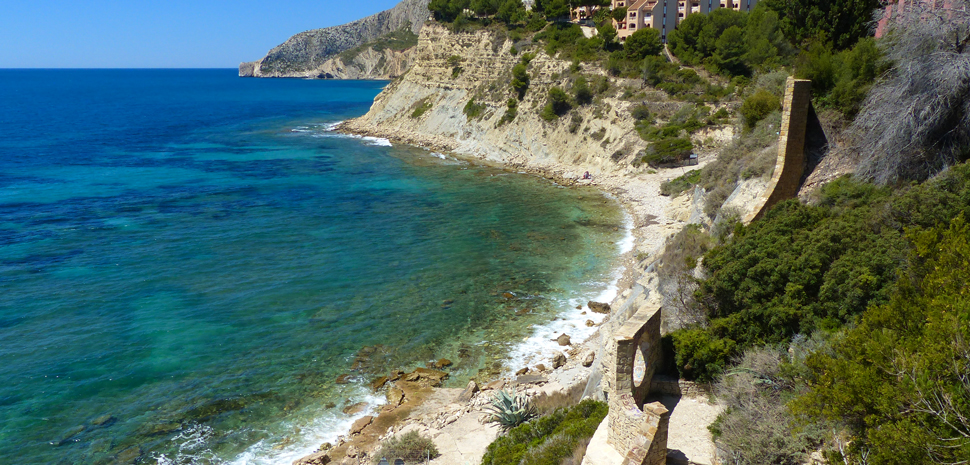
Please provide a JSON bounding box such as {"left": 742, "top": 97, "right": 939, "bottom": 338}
{"left": 0, "top": 0, "right": 404, "bottom": 68}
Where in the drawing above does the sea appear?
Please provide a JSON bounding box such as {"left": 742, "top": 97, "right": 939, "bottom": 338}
{"left": 0, "top": 69, "right": 630, "bottom": 465}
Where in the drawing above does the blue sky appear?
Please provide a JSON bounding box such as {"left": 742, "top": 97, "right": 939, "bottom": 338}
{"left": 1, "top": 0, "right": 403, "bottom": 68}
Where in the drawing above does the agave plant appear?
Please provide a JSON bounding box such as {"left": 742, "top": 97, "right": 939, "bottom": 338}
{"left": 484, "top": 388, "right": 538, "bottom": 431}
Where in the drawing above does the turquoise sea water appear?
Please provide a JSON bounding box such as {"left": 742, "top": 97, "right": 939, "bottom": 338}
{"left": 0, "top": 69, "right": 625, "bottom": 464}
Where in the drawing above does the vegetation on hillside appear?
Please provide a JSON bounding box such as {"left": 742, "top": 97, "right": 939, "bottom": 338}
{"left": 418, "top": 0, "right": 970, "bottom": 463}
{"left": 481, "top": 399, "right": 607, "bottom": 465}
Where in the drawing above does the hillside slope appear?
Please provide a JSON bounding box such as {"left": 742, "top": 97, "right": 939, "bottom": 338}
{"left": 341, "top": 23, "right": 702, "bottom": 179}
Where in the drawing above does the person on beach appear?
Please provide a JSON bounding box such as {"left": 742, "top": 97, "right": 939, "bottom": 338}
{"left": 583, "top": 171, "right": 591, "bottom": 180}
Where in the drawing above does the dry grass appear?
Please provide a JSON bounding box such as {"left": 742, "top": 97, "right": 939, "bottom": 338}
{"left": 852, "top": 0, "right": 970, "bottom": 184}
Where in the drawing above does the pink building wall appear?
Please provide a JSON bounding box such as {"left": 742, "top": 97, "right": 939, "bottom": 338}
{"left": 875, "top": 0, "right": 956, "bottom": 38}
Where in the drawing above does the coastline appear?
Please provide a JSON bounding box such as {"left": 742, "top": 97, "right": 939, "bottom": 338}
{"left": 282, "top": 119, "right": 707, "bottom": 465}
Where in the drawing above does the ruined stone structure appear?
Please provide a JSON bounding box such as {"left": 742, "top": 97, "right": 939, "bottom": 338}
{"left": 744, "top": 77, "right": 823, "bottom": 223}
{"left": 603, "top": 303, "right": 670, "bottom": 465}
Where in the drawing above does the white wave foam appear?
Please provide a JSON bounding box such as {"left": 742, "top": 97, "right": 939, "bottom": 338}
{"left": 361, "top": 136, "right": 392, "bottom": 147}
{"left": 503, "top": 208, "right": 634, "bottom": 373}
{"left": 227, "top": 389, "right": 386, "bottom": 465}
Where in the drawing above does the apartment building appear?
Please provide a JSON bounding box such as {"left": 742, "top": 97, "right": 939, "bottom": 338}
{"left": 613, "top": 0, "right": 759, "bottom": 41}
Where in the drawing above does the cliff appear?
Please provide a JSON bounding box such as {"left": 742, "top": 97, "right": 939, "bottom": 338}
{"left": 240, "top": 0, "right": 429, "bottom": 79}
{"left": 342, "top": 23, "right": 676, "bottom": 177}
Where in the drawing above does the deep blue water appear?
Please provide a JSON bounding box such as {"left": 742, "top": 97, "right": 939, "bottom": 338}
{"left": 0, "top": 69, "right": 625, "bottom": 464}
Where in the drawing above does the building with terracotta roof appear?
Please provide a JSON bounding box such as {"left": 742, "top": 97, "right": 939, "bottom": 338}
{"left": 613, "top": 0, "right": 759, "bottom": 41}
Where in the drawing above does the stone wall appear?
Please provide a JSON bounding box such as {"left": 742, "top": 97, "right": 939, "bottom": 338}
{"left": 649, "top": 376, "right": 713, "bottom": 399}
{"left": 744, "top": 77, "right": 814, "bottom": 223}
{"left": 605, "top": 303, "right": 669, "bottom": 465}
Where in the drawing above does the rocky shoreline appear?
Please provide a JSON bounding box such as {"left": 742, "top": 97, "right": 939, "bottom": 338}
{"left": 286, "top": 120, "right": 712, "bottom": 465}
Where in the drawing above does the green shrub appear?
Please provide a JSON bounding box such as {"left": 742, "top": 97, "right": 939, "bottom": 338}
{"left": 540, "top": 87, "right": 572, "bottom": 121}
{"left": 623, "top": 27, "right": 663, "bottom": 60}
{"left": 373, "top": 431, "right": 440, "bottom": 464}
{"left": 794, "top": 213, "right": 970, "bottom": 464}
{"left": 511, "top": 63, "right": 530, "bottom": 99}
{"left": 660, "top": 169, "right": 702, "bottom": 197}
{"left": 740, "top": 89, "right": 780, "bottom": 129}
{"left": 448, "top": 55, "right": 464, "bottom": 78}
{"left": 463, "top": 98, "right": 486, "bottom": 120}
{"left": 572, "top": 76, "right": 592, "bottom": 105}
{"left": 481, "top": 399, "right": 607, "bottom": 465}
{"left": 641, "top": 137, "right": 694, "bottom": 166}
{"left": 499, "top": 98, "right": 518, "bottom": 125}
{"left": 671, "top": 166, "right": 970, "bottom": 381}
{"left": 631, "top": 104, "right": 651, "bottom": 122}
{"left": 410, "top": 98, "right": 433, "bottom": 118}
{"left": 670, "top": 328, "right": 738, "bottom": 382}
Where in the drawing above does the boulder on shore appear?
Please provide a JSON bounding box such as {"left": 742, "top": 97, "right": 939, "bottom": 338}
{"left": 588, "top": 301, "right": 611, "bottom": 314}
{"left": 350, "top": 416, "right": 373, "bottom": 435}
{"left": 552, "top": 352, "right": 567, "bottom": 369}
{"left": 293, "top": 450, "right": 331, "bottom": 465}
{"left": 556, "top": 333, "right": 571, "bottom": 346}
{"left": 582, "top": 352, "right": 595, "bottom": 367}
{"left": 457, "top": 380, "right": 480, "bottom": 403}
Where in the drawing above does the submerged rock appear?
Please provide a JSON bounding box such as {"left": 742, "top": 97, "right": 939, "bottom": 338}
{"left": 342, "top": 402, "right": 368, "bottom": 415}
{"left": 115, "top": 445, "right": 141, "bottom": 464}
{"left": 335, "top": 374, "right": 352, "bottom": 384}
{"left": 370, "top": 376, "right": 388, "bottom": 391}
{"left": 433, "top": 358, "right": 452, "bottom": 369}
{"left": 91, "top": 414, "right": 116, "bottom": 427}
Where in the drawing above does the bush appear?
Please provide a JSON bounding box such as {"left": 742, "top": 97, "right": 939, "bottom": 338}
{"left": 671, "top": 166, "right": 970, "bottom": 381}
{"left": 373, "top": 431, "right": 440, "bottom": 463}
{"left": 623, "top": 27, "right": 663, "bottom": 61}
{"left": 572, "top": 76, "right": 592, "bottom": 105}
{"left": 660, "top": 169, "right": 701, "bottom": 197}
{"left": 481, "top": 399, "right": 607, "bottom": 465}
{"left": 670, "top": 328, "right": 737, "bottom": 382}
{"left": 463, "top": 98, "right": 486, "bottom": 120}
{"left": 631, "top": 104, "right": 651, "bottom": 122}
{"left": 511, "top": 63, "right": 530, "bottom": 99}
{"left": 499, "top": 98, "right": 518, "bottom": 125}
{"left": 641, "top": 137, "right": 694, "bottom": 166}
{"left": 739, "top": 89, "right": 780, "bottom": 129}
{"left": 794, "top": 212, "right": 970, "bottom": 464}
{"left": 541, "top": 87, "right": 572, "bottom": 121}
{"left": 410, "top": 98, "right": 433, "bottom": 118}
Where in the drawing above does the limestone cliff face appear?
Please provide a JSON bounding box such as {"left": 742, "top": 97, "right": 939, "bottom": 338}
{"left": 240, "top": 0, "right": 429, "bottom": 78}
{"left": 312, "top": 47, "right": 415, "bottom": 80}
{"left": 344, "top": 23, "right": 664, "bottom": 177}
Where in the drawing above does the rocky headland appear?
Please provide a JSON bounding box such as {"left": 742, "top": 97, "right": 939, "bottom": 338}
{"left": 239, "top": 0, "right": 429, "bottom": 79}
